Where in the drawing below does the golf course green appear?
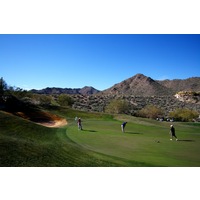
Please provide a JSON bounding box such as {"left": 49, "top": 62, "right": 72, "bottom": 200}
{"left": 1, "top": 107, "right": 200, "bottom": 167}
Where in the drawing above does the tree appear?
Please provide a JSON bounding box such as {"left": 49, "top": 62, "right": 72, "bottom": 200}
{"left": 169, "top": 108, "right": 199, "bottom": 122}
{"left": 57, "top": 94, "right": 74, "bottom": 107}
{"left": 105, "top": 99, "right": 129, "bottom": 114}
{"left": 138, "top": 105, "right": 164, "bottom": 119}
{"left": 0, "top": 77, "right": 8, "bottom": 96}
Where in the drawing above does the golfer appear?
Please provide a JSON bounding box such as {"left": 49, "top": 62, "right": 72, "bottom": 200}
{"left": 169, "top": 125, "right": 178, "bottom": 141}
{"left": 121, "top": 122, "right": 127, "bottom": 133}
{"left": 77, "top": 118, "right": 82, "bottom": 130}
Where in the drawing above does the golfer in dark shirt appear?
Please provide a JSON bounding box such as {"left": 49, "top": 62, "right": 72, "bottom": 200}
{"left": 169, "top": 125, "right": 178, "bottom": 141}
{"left": 121, "top": 122, "right": 127, "bottom": 133}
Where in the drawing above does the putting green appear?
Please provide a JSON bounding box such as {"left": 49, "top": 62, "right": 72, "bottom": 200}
{"left": 67, "top": 117, "right": 200, "bottom": 166}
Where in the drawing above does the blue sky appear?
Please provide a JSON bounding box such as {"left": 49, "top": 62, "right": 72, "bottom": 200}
{"left": 0, "top": 34, "right": 200, "bottom": 91}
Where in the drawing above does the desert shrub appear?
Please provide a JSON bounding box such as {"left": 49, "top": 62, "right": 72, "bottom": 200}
{"left": 9, "top": 88, "right": 33, "bottom": 99}
{"left": 57, "top": 94, "right": 74, "bottom": 107}
{"left": 137, "top": 105, "right": 164, "bottom": 119}
{"left": 169, "top": 108, "right": 199, "bottom": 122}
{"left": 105, "top": 99, "right": 129, "bottom": 114}
{"left": 38, "top": 95, "right": 53, "bottom": 105}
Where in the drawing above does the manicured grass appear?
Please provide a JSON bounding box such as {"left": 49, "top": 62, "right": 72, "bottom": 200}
{"left": 67, "top": 114, "right": 200, "bottom": 167}
{"left": 1, "top": 108, "right": 200, "bottom": 167}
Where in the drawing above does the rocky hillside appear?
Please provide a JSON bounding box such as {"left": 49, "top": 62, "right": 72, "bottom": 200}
{"left": 70, "top": 74, "right": 200, "bottom": 116}
{"left": 30, "top": 74, "right": 200, "bottom": 97}
{"left": 29, "top": 74, "right": 200, "bottom": 117}
{"left": 79, "top": 86, "right": 100, "bottom": 95}
{"left": 101, "top": 74, "right": 200, "bottom": 96}
{"left": 72, "top": 94, "right": 200, "bottom": 116}
{"left": 158, "top": 77, "right": 200, "bottom": 93}
{"left": 101, "top": 74, "right": 172, "bottom": 96}
{"left": 31, "top": 86, "right": 99, "bottom": 95}
{"left": 175, "top": 91, "right": 200, "bottom": 104}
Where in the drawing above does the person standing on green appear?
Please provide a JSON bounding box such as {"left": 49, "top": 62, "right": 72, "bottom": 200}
{"left": 169, "top": 125, "right": 178, "bottom": 141}
{"left": 78, "top": 118, "right": 82, "bottom": 130}
{"left": 121, "top": 122, "right": 127, "bottom": 133}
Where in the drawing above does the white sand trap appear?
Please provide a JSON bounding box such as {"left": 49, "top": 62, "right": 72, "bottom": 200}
{"left": 37, "top": 119, "right": 67, "bottom": 128}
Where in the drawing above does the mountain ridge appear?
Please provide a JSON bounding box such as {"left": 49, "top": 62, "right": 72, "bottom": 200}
{"left": 31, "top": 86, "right": 100, "bottom": 95}
{"left": 30, "top": 74, "right": 200, "bottom": 96}
{"left": 100, "top": 73, "right": 200, "bottom": 96}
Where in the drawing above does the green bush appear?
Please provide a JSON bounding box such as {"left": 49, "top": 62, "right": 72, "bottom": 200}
{"left": 36, "top": 94, "right": 53, "bottom": 105}
{"left": 57, "top": 94, "right": 74, "bottom": 107}
{"left": 169, "top": 108, "right": 199, "bottom": 122}
{"left": 138, "top": 105, "right": 164, "bottom": 119}
{"left": 105, "top": 99, "right": 129, "bottom": 114}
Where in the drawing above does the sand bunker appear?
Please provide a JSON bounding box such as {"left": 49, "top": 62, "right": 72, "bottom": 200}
{"left": 15, "top": 111, "right": 68, "bottom": 128}
{"left": 37, "top": 119, "right": 67, "bottom": 127}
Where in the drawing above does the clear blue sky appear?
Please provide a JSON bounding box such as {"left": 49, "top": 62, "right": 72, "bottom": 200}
{"left": 0, "top": 34, "right": 200, "bottom": 91}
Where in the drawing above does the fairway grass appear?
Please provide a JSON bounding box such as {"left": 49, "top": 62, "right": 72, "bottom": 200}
{"left": 1, "top": 108, "right": 200, "bottom": 167}
{"left": 67, "top": 115, "right": 200, "bottom": 167}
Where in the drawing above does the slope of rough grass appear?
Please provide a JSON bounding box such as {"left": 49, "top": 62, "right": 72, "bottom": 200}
{"left": 0, "top": 111, "right": 123, "bottom": 166}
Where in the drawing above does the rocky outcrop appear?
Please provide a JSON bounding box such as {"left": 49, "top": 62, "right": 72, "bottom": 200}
{"left": 175, "top": 91, "right": 200, "bottom": 104}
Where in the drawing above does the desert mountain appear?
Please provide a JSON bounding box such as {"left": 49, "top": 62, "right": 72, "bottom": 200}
{"left": 79, "top": 86, "right": 100, "bottom": 95}
{"left": 30, "top": 74, "right": 200, "bottom": 97}
{"left": 101, "top": 74, "right": 171, "bottom": 96}
{"left": 31, "top": 86, "right": 99, "bottom": 95}
{"left": 101, "top": 74, "right": 200, "bottom": 96}
{"left": 158, "top": 77, "right": 200, "bottom": 93}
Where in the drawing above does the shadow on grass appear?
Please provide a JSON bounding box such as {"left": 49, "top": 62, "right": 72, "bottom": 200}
{"left": 125, "top": 131, "right": 142, "bottom": 135}
{"left": 82, "top": 129, "right": 98, "bottom": 133}
{"left": 178, "top": 139, "right": 195, "bottom": 142}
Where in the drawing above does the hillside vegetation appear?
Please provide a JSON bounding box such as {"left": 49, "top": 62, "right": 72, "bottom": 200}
{"left": 28, "top": 74, "right": 200, "bottom": 119}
